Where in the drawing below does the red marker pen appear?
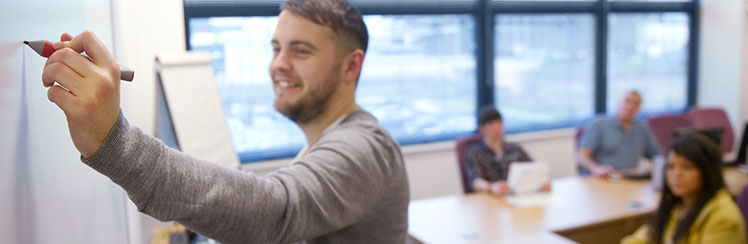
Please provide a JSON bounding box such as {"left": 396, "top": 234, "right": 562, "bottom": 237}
{"left": 23, "top": 40, "right": 134, "bottom": 81}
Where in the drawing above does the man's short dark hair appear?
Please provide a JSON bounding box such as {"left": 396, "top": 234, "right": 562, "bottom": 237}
{"left": 478, "top": 106, "right": 502, "bottom": 126}
{"left": 281, "top": 0, "right": 369, "bottom": 53}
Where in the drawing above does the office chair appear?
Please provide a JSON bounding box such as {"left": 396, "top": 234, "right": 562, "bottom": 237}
{"left": 455, "top": 134, "right": 483, "bottom": 193}
{"left": 646, "top": 114, "right": 693, "bottom": 150}
{"left": 689, "top": 107, "right": 734, "bottom": 153}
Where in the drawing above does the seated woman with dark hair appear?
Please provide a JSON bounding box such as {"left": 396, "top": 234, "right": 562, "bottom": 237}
{"left": 465, "top": 107, "right": 550, "bottom": 196}
{"left": 622, "top": 133, "right": 746, "bottom": 244}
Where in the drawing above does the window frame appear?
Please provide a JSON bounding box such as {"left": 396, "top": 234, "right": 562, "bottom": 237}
{"left": 183, "top": 0, "right": 699, "bottom": 163}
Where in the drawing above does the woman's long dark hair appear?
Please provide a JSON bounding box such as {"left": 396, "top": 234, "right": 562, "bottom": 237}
{"left": 648, "top": 133, "right": 725, "bottom": 244}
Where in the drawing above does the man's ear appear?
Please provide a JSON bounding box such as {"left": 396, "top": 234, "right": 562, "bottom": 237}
{"left": 341, "top": 49, "right": 365, "bottom": 84}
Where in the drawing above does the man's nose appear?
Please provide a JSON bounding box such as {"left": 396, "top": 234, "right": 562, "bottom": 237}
{"left": 270, "top": 51, "right": 292, "bottom": 72}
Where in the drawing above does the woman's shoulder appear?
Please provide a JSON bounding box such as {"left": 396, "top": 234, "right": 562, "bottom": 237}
{"left": 700, "top": 190, "right": 744, "bottom": 225}
{"left": 709, "top": 190, "right": 740, "bottom": 210}
{"left": 690, "top": 190, "right": 747, "bottom": 243}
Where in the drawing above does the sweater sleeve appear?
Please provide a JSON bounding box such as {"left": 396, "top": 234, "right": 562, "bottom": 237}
{"left": 81, "top": 112, "right": 401, "bottom": 243}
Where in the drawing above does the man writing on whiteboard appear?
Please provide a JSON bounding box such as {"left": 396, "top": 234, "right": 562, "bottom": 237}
{"left": 39, "top": 0, "right": 409, "bottom": 243}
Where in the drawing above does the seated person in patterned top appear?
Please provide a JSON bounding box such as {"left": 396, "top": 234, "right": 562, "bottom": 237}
{"left": 621, "top": 133, "right": 746, "bottom": 244}
{"left": 578, "top": 90, "right": 661, "bottom": 177}
{"left": 465, "top": 107, "right": 551, "bottom": 196}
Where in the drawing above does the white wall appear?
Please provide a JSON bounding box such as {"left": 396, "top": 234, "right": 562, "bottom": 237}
{"left": 0, "top": 0, "right": 129, "bottom": 243}
{"left": 112, "top": 0, "right": 186, "bottom": 134}
{"left": 699, "top": 0, "right": 748, "bottom": 150}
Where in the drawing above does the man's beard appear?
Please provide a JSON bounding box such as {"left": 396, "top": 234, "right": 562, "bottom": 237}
{"left": 275, "top": 71, "right": 339, "bottom": 124}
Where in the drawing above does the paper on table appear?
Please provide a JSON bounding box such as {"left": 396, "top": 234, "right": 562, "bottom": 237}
{"left": 507, "top": 161, "right": 550, "bottom": 195}
{"left": 503, "top": 161, "right": 553, "bottom": 207}
{"left": 504, "top": 192, "right": 554, "bottom": 208}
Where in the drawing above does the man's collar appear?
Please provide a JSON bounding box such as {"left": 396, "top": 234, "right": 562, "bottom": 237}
{"left": 293, "top": 110, "right": 357, "bottom": 161}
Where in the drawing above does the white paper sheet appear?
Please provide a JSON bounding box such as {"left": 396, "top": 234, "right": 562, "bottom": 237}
{"left": 507, "top": 161, "right": 550, "bottom": 195}
{"left": 504, "top": 192, "right": 554, "bottom": 208}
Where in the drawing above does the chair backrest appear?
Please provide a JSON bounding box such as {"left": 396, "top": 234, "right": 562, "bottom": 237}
{"left": 455, "top": 134, "right": 483, "bottom": 193}
{"left": 737, "top": 183, "right": 748, "bottom": 234}
{"left": 689, "top": 107, "right": 734, "bottom": 152}
{"left": 575, "top": 126, "right": 584, "bottom": 148}
{"left": 575, "top": 126, "right": 591, "bottom": 176}
{"left": 646, "top": 114, "right": 693, "bottom": 150}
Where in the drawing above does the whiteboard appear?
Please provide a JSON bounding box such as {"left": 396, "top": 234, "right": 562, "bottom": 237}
{"left": 0, "top": 0, "right": 129, "bottom": 243}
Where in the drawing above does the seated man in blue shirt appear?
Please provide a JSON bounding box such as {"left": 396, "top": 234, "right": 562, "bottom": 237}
{"left": 578, "top": 90, "right": 661, "bottom": 177}
{"left": 466, "top": 107, "right": 550, "bottom": 195}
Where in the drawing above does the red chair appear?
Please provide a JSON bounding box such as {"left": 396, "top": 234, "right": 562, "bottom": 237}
{"left": 646, "top": 114, "right": 693, "bottom": 150}
{"left": 689, "top": 107, "right": 734, "bottom": 152}
{"left": 455, "top": 134, "right": 483, "bottom": 193}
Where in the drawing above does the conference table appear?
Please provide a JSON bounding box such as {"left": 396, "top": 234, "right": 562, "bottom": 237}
{"left": 408, "top": 166, "right": 748, "bottom": 244}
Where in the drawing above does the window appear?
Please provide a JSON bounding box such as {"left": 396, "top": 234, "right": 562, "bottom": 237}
{"left": 189, "top": 16, "right": 305, "bottom": 160}
{"left": 494, "top": 14, "right": 595, "bottom": 132}
{"left": 360, "top": 15, "right": 477, "bottom": 144}
{"left": 609, "top": 0, "right": 689, "bottom": 2}
{"left": 607, "top": 13, "right": 689, "bottom": 115}
{"left": 188, "top": 14, "right": 477, "bottom": 161}
{"left": 184, "top": 0, "right": 698, "bottom": 163}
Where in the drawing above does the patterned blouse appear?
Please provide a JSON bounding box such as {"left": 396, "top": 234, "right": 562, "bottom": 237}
{"left": 465, "top": 140, "right": 532, "bottom": 188}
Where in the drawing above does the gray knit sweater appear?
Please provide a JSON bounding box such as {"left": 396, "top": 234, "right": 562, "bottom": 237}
{"left": 82, "top": 110, "right": 410, "bottom": 244}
